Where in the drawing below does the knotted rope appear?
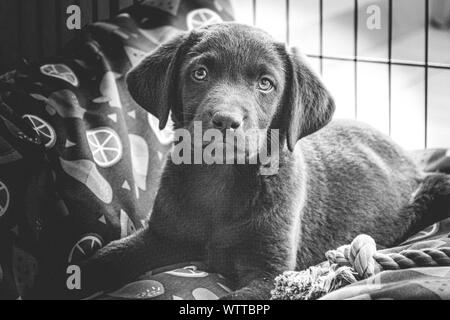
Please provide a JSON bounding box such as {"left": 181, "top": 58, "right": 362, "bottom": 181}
{"left": 271, "top": 234, "right": 450, "bottom": 300}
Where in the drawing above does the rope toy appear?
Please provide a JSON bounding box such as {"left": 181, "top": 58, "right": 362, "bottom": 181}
{"left": 271, "top": 234, "right": 450, "bottom": 300}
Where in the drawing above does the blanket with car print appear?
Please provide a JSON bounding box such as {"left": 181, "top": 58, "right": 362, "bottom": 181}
{"left": 0, "top": 0, "right": 449, "bottom": 300}
{"left": 0, "top": 0, "right": 233, "bottom": 300}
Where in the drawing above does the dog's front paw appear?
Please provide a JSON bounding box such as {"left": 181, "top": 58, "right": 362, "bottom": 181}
{"left": 220, "top": 288, "right": 270, "bottom": 300}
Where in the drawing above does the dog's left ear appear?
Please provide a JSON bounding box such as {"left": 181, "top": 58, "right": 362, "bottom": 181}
{"left": 277, "top": 46, "right": 336, "bottom": 151}
{"left": 126, "top": 32, "right": 194, "bottom": 130}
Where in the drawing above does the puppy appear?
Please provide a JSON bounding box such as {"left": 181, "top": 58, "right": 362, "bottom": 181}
{"left": 77, "top": 23, "right": 450, "bottom": 300}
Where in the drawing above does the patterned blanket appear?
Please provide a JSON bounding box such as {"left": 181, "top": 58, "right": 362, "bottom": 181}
{"left": 0, "top": 0, "right": 449, "bottom": 300}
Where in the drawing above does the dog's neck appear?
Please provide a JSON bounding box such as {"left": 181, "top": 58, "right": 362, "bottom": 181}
{"left": 182, "top": 163, "right": 261, "bottom": 195}
{"left": 168, "top": 147, "right": 294, "bottom": 214}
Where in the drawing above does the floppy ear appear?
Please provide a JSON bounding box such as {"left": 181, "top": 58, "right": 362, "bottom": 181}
{"left": 279, "top": 46, "right": 336, "bottom": 151}
{"left": 126, "top": 32, "right": 193, "bottom": 130}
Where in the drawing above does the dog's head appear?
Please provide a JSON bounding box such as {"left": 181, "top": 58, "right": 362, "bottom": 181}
{"left": 127, "top": 23, "right": 335, "bottom": 154}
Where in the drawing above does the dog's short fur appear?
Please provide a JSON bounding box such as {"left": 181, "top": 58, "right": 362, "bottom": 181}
{"left": 74, "top": 23, "right": 450, "bottom": 300}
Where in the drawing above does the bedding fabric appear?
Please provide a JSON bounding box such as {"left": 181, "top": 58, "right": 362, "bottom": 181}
{"left": 0, "top": 0, "right": 449, "bottom": 300}
{"left": 320, "top": 222, "right": 450, "bottom": 300}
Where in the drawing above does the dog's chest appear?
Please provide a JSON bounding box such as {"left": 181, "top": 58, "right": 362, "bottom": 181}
{"left": 183, "top": 167, "right": 253, "bottom": 218}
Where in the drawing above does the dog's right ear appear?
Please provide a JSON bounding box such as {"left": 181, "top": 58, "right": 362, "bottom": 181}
{"left": 276, "top": 45, "right": 336, "bottom": 152}
{"left": 126, "top": 32, "right": 192, "bottom": 130}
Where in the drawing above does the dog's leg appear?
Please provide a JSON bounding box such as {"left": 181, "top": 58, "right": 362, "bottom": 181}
{"left": 49, "top": 224, "right": 202, "bottom": 299}
{"left": 220, "top": 233, "right": 297, "bottom": 300}
{"left": 85, "top": 227, "right": 201, "bottom": 290}
{"left": 220, "top": 274, "right": 276, "bottom": 300}
{"left": 400, "top": 173, "right": 450, "bottom": 240}
{"left": 220, "top": 249, "right": 293, "bottom": 300}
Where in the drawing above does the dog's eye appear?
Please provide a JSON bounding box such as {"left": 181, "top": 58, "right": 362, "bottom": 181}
{"left": 192, "top": 68, "right": 208, "bottom": 81}
{"left": 257, "top": 78, "right": 274, "bottom": 92}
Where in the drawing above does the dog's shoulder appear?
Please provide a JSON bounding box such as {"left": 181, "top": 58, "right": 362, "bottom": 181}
{"left": 295, "top": 118, "right": 422, "bottom": 211}
{"left": 298, "top": 119, "right": 417, "bottom": 168}
{"left": 305, "top": 119, "right": 387, "bottom": 143}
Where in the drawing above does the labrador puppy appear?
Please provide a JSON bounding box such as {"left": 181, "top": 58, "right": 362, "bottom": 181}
{"left": 77, "top": 23, "right": 450, "bottom": 300}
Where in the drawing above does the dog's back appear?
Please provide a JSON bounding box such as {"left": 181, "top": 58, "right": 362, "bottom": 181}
{"left": 295, "top": 120, "right": 423, "bottom": 267}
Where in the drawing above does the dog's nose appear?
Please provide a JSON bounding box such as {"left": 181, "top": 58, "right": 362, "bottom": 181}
{"left": 212, "top": 112, "right": 243, "bottom": 130}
